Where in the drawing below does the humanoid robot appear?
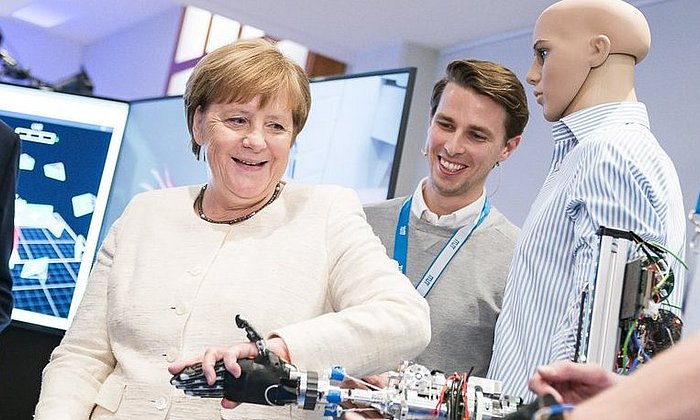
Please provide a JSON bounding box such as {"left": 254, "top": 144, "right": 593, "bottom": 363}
{"left": 489, "top": 0, "right": 687, "bottom": 401}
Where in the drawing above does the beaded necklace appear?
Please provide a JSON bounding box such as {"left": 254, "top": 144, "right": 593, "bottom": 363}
{"left": 195, "top": 182, "right": 282, "bottom": 225}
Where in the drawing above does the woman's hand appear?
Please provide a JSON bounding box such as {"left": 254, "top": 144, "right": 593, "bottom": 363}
{"left": 168, "top": 337, "right": 290, "bottom": 409}
{"left": 528, "top": 360, "right": 622, "bottom": 405}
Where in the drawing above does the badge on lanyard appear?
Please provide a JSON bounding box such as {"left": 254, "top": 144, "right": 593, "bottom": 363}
{"left": 393, "top": 196, "right": 491, "bottom": 297}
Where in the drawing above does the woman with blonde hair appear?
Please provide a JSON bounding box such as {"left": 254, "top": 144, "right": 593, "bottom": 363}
{"left": 34, "top": 38, "right": 430, "bottom": 420}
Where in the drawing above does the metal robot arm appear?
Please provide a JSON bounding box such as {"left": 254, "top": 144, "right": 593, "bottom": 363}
{"left": 170, "top": 315, "right": 521, "bottom": 419}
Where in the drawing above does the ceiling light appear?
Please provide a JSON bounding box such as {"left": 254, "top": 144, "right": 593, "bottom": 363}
{"left": 12, "top": 3, "right": 71, "bottom": 28}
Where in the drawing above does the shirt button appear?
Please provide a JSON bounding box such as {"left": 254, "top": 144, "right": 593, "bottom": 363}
{"left": 154, "top": 396, "right": 168, "bottom": 410}
{"left": 165, "top": 348, "right": 178, "bottom": 363}
{"left": 189, "top": 266, "right": 202, "bottom": 276}
{"left": 175, "top": 302, "right": 189, "bottom": 315}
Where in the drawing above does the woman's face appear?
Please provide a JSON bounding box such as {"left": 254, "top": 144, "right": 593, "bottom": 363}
{"left": 193, "top": 95, "right": 293, "bottom": 204}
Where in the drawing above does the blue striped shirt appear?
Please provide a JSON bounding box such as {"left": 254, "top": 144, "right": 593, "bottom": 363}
{"left": 488, "top": 102, "right": 686, "bottom": 401}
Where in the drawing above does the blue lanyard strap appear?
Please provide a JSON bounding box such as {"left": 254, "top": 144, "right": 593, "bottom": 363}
{"left": 393, "top": 196, "right": 491, "bottom": 297}
{"left": 393, "top": 196, "right": 413, "bottom": 274}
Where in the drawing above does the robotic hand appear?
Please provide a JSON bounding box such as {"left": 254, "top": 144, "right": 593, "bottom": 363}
{"left": 170, "top": 315, "right": 521, "bottom": 419}
{"left": 170, "top": 315, "right": 303, "bottom": 407}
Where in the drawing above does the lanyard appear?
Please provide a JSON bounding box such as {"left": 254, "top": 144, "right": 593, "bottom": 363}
{"left": 393, "top": 195, "right": 491, "bottom": 297}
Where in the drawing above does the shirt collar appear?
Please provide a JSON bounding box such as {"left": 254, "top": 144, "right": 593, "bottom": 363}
{"left": 410, "top": 177, "right": 486, "bottom": 229}
{"left": 555, "top": 102, "right": 649, "bottom": 143}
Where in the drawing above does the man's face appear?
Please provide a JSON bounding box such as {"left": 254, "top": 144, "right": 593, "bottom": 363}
{"left": 526, "top": 10, "right": 592, "bottom": 122}
{"left": 425, "top": 83, "right": 519, "bottom": 206}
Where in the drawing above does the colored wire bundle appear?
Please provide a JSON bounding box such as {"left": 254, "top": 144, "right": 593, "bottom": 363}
{"left": 434, "top": 367, "right": 474, "bottom": 420}
{"left": 614, "top": 232, "right": 686, "bottom": 374}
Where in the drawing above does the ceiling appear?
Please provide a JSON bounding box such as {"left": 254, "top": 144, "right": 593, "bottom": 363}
{"left": 0, "top": 0, "right": 559, "bottom": 63}
{"left": 183, "top": 0, "right": 559, "bottom": 60}
{"left": 0, "top": 0, "right": 663, "bottom": 63}
{"left": 0, "top": 0, "right": 177, "bottom": 43}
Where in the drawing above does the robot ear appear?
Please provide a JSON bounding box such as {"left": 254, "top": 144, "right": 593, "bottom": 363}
{"left": 589, "top": 34, "right": 612, "bottom": 68}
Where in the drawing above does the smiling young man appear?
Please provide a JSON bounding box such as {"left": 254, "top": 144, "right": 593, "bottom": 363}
{"left": 364, "top": 59, "right": 529, "bottom": 377}
{"left": 488, "top": 0, "right": 686, "bottom": 402}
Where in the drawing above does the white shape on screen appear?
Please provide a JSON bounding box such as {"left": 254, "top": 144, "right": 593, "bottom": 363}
{"left": 19, "top": 153, "right": 35, "bottom": 171}
{"left": 20, "top": 256, "right": 49, "bottom": 283}
{"left": 74, "top": 234, "right": 86, "bottom": 259}
{"left": 43, "top": 162, "right": 66, "bottom": 181}
{"left": 14, "top": 199, "right": 66, "bottom": 238}
{"left": 15, "top": 200, "right": 54, "bottom": 227}
{"left": 46, "top": 213, "right": 67, "bottom": 238}
{"left": 72, "top": 193, "right": 96, "bottom": 218}
{"left": 15, "top": 126, "right": 58, "bottom": 145}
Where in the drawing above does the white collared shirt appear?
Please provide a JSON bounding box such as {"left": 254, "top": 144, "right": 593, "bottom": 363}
{"left": 410, "top": 177, "right": 486, "bottom": 229}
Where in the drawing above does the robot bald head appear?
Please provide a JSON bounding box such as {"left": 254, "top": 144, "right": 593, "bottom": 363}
{"left": 540, "top": 0, "right": 651, "bottom": 64}
{"left": 528, "top": 0, "right": 649, "bottom": 121}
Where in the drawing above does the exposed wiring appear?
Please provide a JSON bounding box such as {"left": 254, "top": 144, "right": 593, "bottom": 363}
{"left": 647, "top": 240, "right": 688, "bottom": 270}
{"left": 619, "top": 319, "right": 637, "bottom": 374}
{"left": 665, "top": 326, "right": 675, "bottom": 346}
{"left": 632, "top": 330, "right": 652, "bottom": 362}
{"left": 462, "top": 367, "right": 473, "bottom": 420}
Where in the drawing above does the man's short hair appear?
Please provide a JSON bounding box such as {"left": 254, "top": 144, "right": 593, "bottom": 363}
{"left": 430, "top": 59, "right": 529, "bottom": 141}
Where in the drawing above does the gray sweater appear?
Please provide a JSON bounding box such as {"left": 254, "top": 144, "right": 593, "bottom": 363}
{"left": 364, "top": 196, "right": 519, "bottom": 377}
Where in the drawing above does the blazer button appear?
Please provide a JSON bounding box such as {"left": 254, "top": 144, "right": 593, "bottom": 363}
{"left": 154, "top": 396, "right": 168, "bottom": 410}
{"left": 175, "top": 303, "right": 189, "bottom": 316}
{"left": 189, "top": 266, "right": 202, "bottom": 276}
{"left": 165, "top": 348, "right": 178, "bottom": 363}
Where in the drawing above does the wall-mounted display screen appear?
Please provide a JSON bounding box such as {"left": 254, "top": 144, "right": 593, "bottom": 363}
{"left": 285, "top": 68, "right": 415, "bottom": 202}
{"left": 0, "top": 82, "right": 128, "bottom": 331}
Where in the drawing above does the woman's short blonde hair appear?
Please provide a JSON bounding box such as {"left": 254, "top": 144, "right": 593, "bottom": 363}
{"left": 184, "top": 38, "right": 312, "bottom": 159}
